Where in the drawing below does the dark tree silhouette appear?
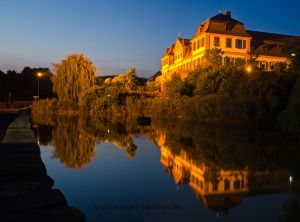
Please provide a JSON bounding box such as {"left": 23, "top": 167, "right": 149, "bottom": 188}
{"left": 0, "top": 67, "right": 54, "bottom": 101}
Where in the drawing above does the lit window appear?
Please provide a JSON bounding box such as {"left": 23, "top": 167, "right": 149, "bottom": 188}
{"left": 226, "top": 38, "right": 232, "bottom": 48}
{"left": 214, "top": 37, "right": 220, "bottom": 47}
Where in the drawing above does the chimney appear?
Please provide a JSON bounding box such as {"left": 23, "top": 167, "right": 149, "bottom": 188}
{"left": 223, "top": 11, "right": 231, "bottom": 18}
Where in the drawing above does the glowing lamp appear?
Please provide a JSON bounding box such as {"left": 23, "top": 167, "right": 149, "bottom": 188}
{"left": 246, "top": 66, "right": 252, "bottom": 73}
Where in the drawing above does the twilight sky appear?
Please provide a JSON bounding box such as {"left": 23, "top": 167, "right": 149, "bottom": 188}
{"left": 0, "top": 0, "right": 299, "bottom": 77}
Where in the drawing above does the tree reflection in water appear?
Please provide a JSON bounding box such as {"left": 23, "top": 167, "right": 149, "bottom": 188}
{"left": 51, "top": 117, "right": 96, "bottom": 168}
{"left": 87, "top": 121, "right": 137, "bottom": 160}
{"left": 32, "top": 114, "right": 300, "bottom": 215}
{"left": 32, "top": 115, "right": 139, "bottom": 167}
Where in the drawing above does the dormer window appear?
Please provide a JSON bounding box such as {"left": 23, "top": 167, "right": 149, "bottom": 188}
{"left": 225, "top": 23, "right": 233, "bottom": 31}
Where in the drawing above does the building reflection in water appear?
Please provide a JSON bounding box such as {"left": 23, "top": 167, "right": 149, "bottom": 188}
{"left": 156, "top": 133, "right": 294, "bottom": 214}
{"left": 32, "top": 114, "right": 298, "bottom": 215}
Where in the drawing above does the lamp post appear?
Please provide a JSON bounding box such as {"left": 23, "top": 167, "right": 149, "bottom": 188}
{"left": 37, "top": 72, "right": 43, "bottom": 100}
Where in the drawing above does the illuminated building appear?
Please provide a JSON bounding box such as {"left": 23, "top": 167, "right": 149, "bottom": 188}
{"left": 159, "top": 11, "right": 300, "bottom": 84}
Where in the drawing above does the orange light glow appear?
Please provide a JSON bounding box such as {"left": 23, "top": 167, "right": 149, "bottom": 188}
{"left": 246, "top": 66, "right": 252, "bottom": 73}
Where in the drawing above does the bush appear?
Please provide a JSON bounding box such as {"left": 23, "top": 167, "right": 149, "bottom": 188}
{"left": 279, "top": 75, "right": 300, "bottom": 134}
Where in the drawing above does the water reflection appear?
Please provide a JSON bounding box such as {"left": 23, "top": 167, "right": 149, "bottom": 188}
{"left": 32, "top": 116, "right": 139, "bottom": 168}
{"left": 87, "top": 121, "right": 137, "bottom": 160}
{"left": 158, "top": 133, "right": 248, "bottom": 212}
{"left": 32, "top": 115, "right": 300, "bottom": 216}
{"left": 51, "top": 117, "right": 96, "bottom": 168}
{"left": 154, "top": 130, "right": 300, "bottom": 214}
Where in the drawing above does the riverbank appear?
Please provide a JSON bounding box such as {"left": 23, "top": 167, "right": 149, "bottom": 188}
{"left": 0, "top": 111, "right": 85, "bottom": 221}
{"left": 32, "top": 68, "right": 300, "bottom": 135}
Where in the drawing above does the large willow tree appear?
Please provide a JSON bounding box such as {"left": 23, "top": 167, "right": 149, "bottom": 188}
{"left": 52, "top": 54, "right": 96, "bottom": 108}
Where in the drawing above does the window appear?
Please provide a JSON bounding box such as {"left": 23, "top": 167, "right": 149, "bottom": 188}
{"left": 214, "top": 37, "right": 220, "bottom": 47}
{"left": 234, "top": 180, "right": 240, "bottom": 189}
{"left": 224, "top": 179, "right": 230, "bottom": 190}
{"left": 213, "top": 183, "right": 218, "bottom": 191}
{"left": 197, "top": 40, "right": 200, "bottom": 49}
{"left": 225, "top": 23, "right": 233, "bottom": 31}
{"left": 236, "top": 39, "right": 247, "bottom": 49}
{"left": 226, "top": 38, "right": 232, "bottom": 48}
{"left": 201, "top": 37, "right": 205, "bottom": 47}
{"left": 193, "top": 42, "right": 196, "bottom": 51}
{"left": 235, "top": 39, "right": 243, "bottom": 49}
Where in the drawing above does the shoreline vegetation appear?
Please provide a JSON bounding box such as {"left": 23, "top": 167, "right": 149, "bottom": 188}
{"left": 31, "top": 53, "right": 300, "bottom": 136}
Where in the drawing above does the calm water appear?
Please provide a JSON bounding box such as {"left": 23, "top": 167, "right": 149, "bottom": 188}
{"left": 33, "top": 116, "right": 300, "bottom": 222}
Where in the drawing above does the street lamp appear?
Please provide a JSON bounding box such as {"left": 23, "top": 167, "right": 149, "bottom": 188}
{"left": 245, "top": 65, "right": 253, "bottom": 74}
{"left": 37, "top": 72, "right": 43, "bottom": 100}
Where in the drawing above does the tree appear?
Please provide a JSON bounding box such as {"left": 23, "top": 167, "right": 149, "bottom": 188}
{"left": 204, "top": 48, "right": 223, "bottom": 69}
{"left": 52, "top": 54, "right": 97, "bottom": 108}
{"left": 164, "top": 74, "right": 184, "bottom": 98}
{"left": 283, "top": 40, "right": 300, "bottom": 70}
{"left": 111, "top": 67, "right": 139, "bottom": 90}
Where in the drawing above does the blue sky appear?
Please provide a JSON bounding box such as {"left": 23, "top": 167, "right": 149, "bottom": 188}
{"left": 0, "top": 0, "right": 299, "bottom": 77}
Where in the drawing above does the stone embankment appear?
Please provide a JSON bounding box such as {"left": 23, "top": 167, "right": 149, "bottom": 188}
{"left": 0, "top": 112, "right": 85, "bottom": 222}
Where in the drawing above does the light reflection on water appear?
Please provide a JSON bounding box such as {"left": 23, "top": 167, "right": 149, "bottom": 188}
{"left": 33, "top": 116, "right": 300, "bottom": 222}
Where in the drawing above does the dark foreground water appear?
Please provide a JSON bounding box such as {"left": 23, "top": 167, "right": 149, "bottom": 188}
{"left": 33, "top": 116, "right": 300, "bottom": 222}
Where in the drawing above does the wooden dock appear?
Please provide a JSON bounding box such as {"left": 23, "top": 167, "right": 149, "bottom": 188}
{"left": 0, "top": 112, "right": 85, "bottom": 221}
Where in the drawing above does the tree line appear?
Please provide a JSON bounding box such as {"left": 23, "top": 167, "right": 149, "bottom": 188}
{"left": 31, "top": 52, "right": 300, "bottom": 136}
{"left": 0, "top": 66, "right": 54, "bottom": 101}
